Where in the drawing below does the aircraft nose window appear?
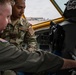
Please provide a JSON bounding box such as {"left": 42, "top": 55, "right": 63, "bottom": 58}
{"left": 54, "top": 0, "right": 69, "bottom": 12}
{"left": 24, "top": 0, "right": 62, "bottom": 25}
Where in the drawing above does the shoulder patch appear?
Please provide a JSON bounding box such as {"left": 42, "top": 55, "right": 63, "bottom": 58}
{"left": 0, "top": 38, "right": 7, "bottom": 42}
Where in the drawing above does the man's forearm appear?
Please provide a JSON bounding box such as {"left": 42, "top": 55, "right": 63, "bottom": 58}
{"left": 62, "top": 58, "right": 76, "bottom": 69}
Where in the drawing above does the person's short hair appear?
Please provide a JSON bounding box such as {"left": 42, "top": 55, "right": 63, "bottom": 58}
{"left": 14, "top": 0, "right": 25, "bottom": 4}
{"left": 0, "top": 0, "right": 15, "bottom": 6}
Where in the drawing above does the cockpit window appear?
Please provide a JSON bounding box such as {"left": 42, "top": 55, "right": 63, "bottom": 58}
{"left": 24, "top": 0, "right": 65, "bottom": 25}
{"left": 54, "top": 0, "right": 69, "bottom": 12}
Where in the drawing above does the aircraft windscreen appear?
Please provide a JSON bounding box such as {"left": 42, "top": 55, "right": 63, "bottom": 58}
{"left": 24, "top": 0, "right": 62, "bottom": 24}
{"left": 54, "top": 0, "right": 69, "bottom": 12}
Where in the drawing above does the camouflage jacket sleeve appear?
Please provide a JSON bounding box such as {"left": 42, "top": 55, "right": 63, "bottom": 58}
{"left": 23, "top": 19, "right": 38, "bottom": 51}
{"left": 0, "top": 38, "right": 64, "bottom": 73}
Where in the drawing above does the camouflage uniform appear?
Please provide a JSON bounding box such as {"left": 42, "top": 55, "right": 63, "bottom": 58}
{"left": 1, "top": 17, "right": 38, "bottom": 75}
{"left": 1, "top": 17, "right": 38, "bottom": 51}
